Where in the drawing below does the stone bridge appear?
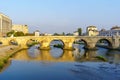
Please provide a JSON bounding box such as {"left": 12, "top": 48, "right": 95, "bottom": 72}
{"left": 0, "top": 36, "right": 120, "bottom": 50}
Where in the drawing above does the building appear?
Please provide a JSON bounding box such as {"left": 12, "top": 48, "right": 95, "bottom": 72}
{"left": 86, "top": 26, "right": 99, "bottom": 36}
{"left": 0, "top": 13, "right": 12, "bottom": 37}
{"left": 73, "top": 31, "right": 79, "bottom": 36}
{"left": 34, "top": 30, "right": 40, "bottom": 36}
{"left": 44, "top": 33, "right": 52, "bottom": 36}
{"left": 111, "top": 26, "right": 120, "bottom": 30}
{"left": 99, "top": 26, "right": 120, "bottom": 36}
{"left": 12, "top": 24, "right": 28, "bottom": 34}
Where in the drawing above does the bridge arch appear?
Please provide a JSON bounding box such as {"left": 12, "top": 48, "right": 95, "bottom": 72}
{"left": 79, "top": 39, "right": 88, "bottom": 47}
{"left": 26, "top": 39, "right": 41, "bottom": 47}
{"left": 96, "top": 38, "right": 113, "bottom": 48}
{"left": 9, "top": 39, "right": 18, "bottom": 45}
{"left": 49, "top": 39, "right": 65, "bottom": 49}
{"left": 74, "top": 38, "right": 89, "bottom": 48}
{"left": 49, "top": 39, "right": 64, "bottom": 58}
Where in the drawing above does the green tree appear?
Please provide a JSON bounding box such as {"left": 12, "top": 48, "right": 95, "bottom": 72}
{"left": 7, "top": 30, "right": 24, "bottom": 37}
{"left": 7, "top": 30, "right": 15, "bottom": 37}
{"left": 62, "top": 32, "right": 65, "bottom": 36}
{"left": 66, "top": 33, "right": 73, "bottom": 36}
{"left": 53, "top": 33, "right": 59, "bottom": 36}
{"left": 14, "top": 31, "right": 24, "bottom": 37}
{"left": 78, "top": 28, "right": 82, "bottom": 36}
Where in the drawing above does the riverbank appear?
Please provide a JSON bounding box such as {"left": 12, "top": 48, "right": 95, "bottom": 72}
{"left": 0, "top": 45, "right": 24, "bottom": 70}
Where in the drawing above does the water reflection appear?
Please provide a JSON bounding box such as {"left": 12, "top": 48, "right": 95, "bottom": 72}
{"left": 13, "top": 48, "right": 74, "bottom": 62}
{"left": 1, "top": 44, "right": 120, "bottom": 80}
{"left": 27, "top": 46, "right": 40, "bottom": 58}
{"left": 50, "top": 47, "right": 63, "bottom": 59}
{"left": 9, "top": 45, "right": 120, "bottom": 64}
{"left": 106, "top": 50, "right": 120, "bottom": 65}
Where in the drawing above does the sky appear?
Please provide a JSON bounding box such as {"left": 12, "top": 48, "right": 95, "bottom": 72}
{"left": 0, "top": 0, "right": 120, "bottom": 34}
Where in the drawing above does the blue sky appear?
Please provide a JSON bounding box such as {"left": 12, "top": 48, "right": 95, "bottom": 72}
{"left": 0, "top": 0, "right": 120, "bottom": 33}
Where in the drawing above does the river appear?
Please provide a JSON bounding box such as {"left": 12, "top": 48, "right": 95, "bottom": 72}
{"left": 0, "top": 44, "right": 120, "bottom": 80}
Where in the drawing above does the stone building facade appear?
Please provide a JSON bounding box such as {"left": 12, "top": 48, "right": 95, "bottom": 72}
{"left": 12, "top": 24, "right": 28, "bottom": 34}
{"left": 0, "top": 13, "right": 12, "bottom": 37}
{"left": 86, "top": 26, "right": 99, "bottom": 36}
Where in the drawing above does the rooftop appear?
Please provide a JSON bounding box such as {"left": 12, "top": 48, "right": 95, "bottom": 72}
{"left": 0, "top": 12, "right": 10, "bottom": 18}
{"left": 111, "top": 26, "right": 120, "bottom": 30}
{"left": 87, "top": 26, "right": 96, "bottom": 28}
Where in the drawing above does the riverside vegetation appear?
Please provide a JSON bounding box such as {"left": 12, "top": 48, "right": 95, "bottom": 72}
{"left": 0, "top": 46, "right": 24, "bottom": 71}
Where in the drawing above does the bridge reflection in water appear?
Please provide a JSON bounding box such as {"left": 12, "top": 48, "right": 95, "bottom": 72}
{"left": 11, "top": 45, "right": 120, "bottom": 64}
{"left": 1, "top": 44, "right": 120, "bottom": 80}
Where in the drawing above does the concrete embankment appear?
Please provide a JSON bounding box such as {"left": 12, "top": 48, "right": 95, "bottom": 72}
{"left": 0, "top": 45, "right": 24, "bottom": 69}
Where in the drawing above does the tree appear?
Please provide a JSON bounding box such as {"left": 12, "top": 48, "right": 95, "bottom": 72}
{"left": 62, "top": 32, "right": 65, "bottom": 36}
{"left": 78, "top": 28, "right": 82, "bottom": 36}
{"left": 14, "top": 31, "right": 24, "bottom": 37}
{"left": 7, "top": 30, "right": 15, "bottom": 37}
{"left": 66, "top": 33, "right": 73, "bottom": 36}
{"left": 7, "top": 30, "right": 24, "bottom": 37}
{"left": 53, "top": 33, "right": 59, "bottom": 36}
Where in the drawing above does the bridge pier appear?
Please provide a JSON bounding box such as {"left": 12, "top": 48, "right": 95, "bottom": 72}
{"left": 19, "top": 44, "right": 28, "bottom": 49}
{"left": 85, "top": 42, "right": 97, "bottom": 50}
{"left": 111, "top": 36, "right": 120, "bottom": 50}
{"left": 63, "top": 42, "right": 75, "bottom": 50}
{"left": 40, "top": 42, "right": 50, "bottom": 50}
